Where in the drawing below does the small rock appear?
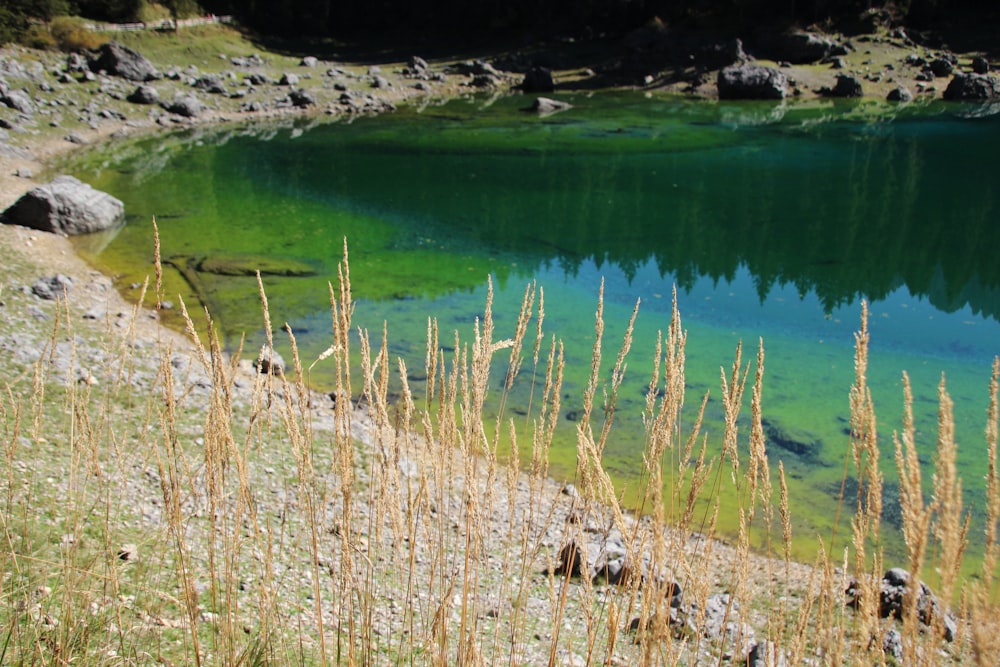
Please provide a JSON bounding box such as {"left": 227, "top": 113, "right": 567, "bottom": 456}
{"left": 255, "top": 346, "right": 285, "bottom": 376}
{"left": 887, "top": 85, "right": 913, "bottom": 102}
{"left": 31, "top": 274, "right": 73, "bottom": 300}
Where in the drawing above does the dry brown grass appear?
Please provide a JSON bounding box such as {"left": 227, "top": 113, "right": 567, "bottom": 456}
{"left": 1, "top": 236, "right": 999, "bottom": 666}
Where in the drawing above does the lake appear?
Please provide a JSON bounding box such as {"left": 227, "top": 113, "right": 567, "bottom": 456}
{"left": 63, "top": 92, "right": 1000, "bottom": 568}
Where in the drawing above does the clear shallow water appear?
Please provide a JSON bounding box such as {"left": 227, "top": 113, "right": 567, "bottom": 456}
{"left": 64, "top": 93, "right": 1000, "bottom": 567}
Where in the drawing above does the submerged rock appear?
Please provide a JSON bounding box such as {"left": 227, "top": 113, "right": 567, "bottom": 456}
{"left": 525, "top": 97, "right": 572, "bottom": 115}
{"left": 196, "top": 255, "right": 317, "bottom": 277}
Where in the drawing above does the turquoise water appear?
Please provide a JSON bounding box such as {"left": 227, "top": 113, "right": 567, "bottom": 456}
{"left": 65, "top": 93, "right": 1000, "bottom": 566}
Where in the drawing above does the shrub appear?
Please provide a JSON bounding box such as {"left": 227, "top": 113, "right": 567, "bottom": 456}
{"left": 20, "top": 24, "right": 56, "bottom": 49}
{"left": 50, "top": 15, "right": 106, "bottom": 52}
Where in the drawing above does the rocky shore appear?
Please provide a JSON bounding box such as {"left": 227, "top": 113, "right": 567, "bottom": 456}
{"left": 1, "top": 21, "right": 991, "bottom": 663}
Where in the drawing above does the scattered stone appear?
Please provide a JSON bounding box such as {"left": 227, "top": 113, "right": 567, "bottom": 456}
{"left": 231, "top": 54, "right": 265, "bottom": 68}
{"left": 65, "top": 53, "right": 86, "bottom": 73}
{"left": 747, "top": 640, "right": 787, "bottom": 667}
{"left": 287, "top": 88, "right": 316, "bottom": 107}
{"left": 163, "top": 93, "right": 205, "bottom": 118}
{"left": 2, "top": 89, "right": 34, "bottom": 114}
{"left": 407, "top": 55, "right": 430, "bottom": 77}
{"left": 887, "top": 85, "right": 913, "bottom": 102}
{"left": 194, "top": 74, "right": 227, "bottom": 95}
{"left": 254, "top": 346, "right": 285, "bottom": 376}
{"left": 822, "top": 74, "right": 864, "bottom": 97}
{"left": 278, "top": 72, "right": 299, "bottom": 86}
{"left": 553, "top": 540, "right": 586, "bottom": 577}
{"left": 372, "top": 75, "right": 391, "bottom": 89}
{"left": 31, "top": 274, "right": 73, "bottom": 300}
{"left": 300, "top": 56, "right": 319, "bottom": 68}
{"left": 930, "top": 57, "right": 955, "bottom": 77}
{"left": 972, "top": 56, "right": 990, "bottom": 74}
{"left": 127, "top": 85, "right": 159, "bottom": 105}
{"left": 2, "top": 176, "right": 125, "bottom": 235}
{"left": 846, "top": 567, "right": 958, "bottom": 642}
{"left": 118, "top": 543, "right": 139, "bottom": 562}
{"left": 64, "top": 133, "right": 88, "bottom": 145}
{"left": 245, "top": 72, "right": 272, "bottom": 86}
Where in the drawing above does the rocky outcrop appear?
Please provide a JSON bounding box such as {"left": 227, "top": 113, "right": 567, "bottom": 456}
{"left": 943, "top": 72, "right": 1000, "bottom": 100}
{"left": 1, "top": 176, "right": 125, "bottom": 235}
{"left": 717, "top": 64, "right": 787, "bottom": 100}
{"left": 88, "top": 42, "right": 158, "bottom": 82}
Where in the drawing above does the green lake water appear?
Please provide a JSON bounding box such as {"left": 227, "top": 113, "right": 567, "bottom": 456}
{"left": 63, "top": 93, "right": 1000, "bottom": 569}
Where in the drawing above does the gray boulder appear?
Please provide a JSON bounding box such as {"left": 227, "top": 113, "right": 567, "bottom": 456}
{"left": 887, "top": 85, "right": 913, "bottom": 102}
{"left": 1, "top": 89, "right": 34, "bottom": 114}
{"left": 846, "top": 568, "right": 957, "bottom": 642}
{"left": 278, "top": 72, "right": 299, "bottom": 86}
{"left": 1, "top": 175, "right": 125, "bottom": 235}
{"left": 127, "top": 85, "right": 159, "bottom": 105}
{"left": 31, "top": 274, "right": 73, "bottom": 300}
{"left": 194, "top": 74, "right": 227, "bottom": 95}
{"left": 824, "top": 74, "right": 864, "bottom": 97}
{"left": 943, "top": 72, "right": 1000, "bottom": 100}
{"left": 163, "top": 93, "right": 205, "bottom": 117}
{"left": 717, "top": 65, "right": 787, "bottom": 100}
{"left": 972, "top": 56, "right": 990, "bottom": 74}
{"left": 300, "top": 56, "right": 318, "bottom": 67}
{"left": 65, "top": 53, "right": 87, "bottom": 73}
{"left": 929, "top": 57, "right": 955, "bottom": 78}
{"left": 287, "top": 88, "right": 316, "bottom": 107}
{"left": 88, "top": 42, "right": 158, "bottom": 82}
{"left": 408, "top": 55, "right": 430, "bottom": 76}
